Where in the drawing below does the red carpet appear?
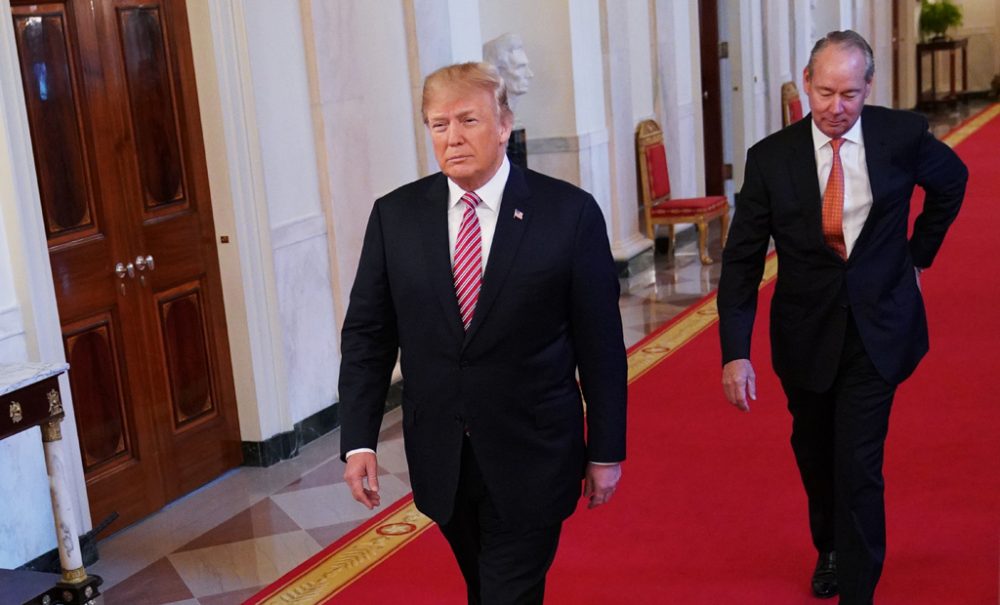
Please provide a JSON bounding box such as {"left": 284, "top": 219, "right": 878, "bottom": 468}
{"left": 252, "top": 106, "right": 1000, "bottom": 604}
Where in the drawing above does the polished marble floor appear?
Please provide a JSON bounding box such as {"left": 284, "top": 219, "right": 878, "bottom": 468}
{"left": 87, "top": 102, "right": 984, "bottom": 604}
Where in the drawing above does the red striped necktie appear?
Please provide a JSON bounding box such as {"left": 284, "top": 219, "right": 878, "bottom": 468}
{"left": 822, "top": 137, "right": 847, "bottom": 260}
{"left": 454, "top": 192, "right": 482, "bottom": 330}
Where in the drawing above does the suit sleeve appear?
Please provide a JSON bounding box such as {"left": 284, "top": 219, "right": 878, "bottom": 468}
{"left": 338, "top": 201, "right": 399, "bottom": 460}
{"left": 570, "top": 197, "right": 627, "bottom": 464}
{"left": 718, "top": 149, "right": 772, "bottom": 364}
{"left": 909, "top": 119, "right": 967, "bottom": 268}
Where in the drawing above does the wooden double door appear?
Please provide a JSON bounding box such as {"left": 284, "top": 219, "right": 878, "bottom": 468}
{"left": 11, "top": 0, "right": 241, "bottom": 533}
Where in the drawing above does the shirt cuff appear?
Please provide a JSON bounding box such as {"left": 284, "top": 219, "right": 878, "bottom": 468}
{"left": 588, "top": 461, "right": 620, "bottom": 466}
{"left": 345, "top": 448, "right": 376, "bottom": 458}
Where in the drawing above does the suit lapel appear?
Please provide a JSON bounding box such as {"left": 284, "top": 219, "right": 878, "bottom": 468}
{"left": 854, "top": 107, "right": 892, "bottom": 256}
{"left": 420, "top": 174, "right": 466, "bottom": 344}
{"left": 788, "top": 116, "right": 826, "bottom": 248}
{"left": 463, "top": 165, "right": 533, "bottom": 347}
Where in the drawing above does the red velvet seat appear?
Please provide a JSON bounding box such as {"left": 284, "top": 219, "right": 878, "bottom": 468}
{"left": 635, "top": 119, "right": 729, "bottom": 264}
{"left": 782, "top": 81, "right": 804, "bottom": 127}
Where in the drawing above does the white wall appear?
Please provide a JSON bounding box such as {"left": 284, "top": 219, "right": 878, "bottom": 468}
{"left": 306, "top": 1, "right": 420, "bottom": 357}
{"left": 628, "top": 0, "right": 656, "bottom": 120}
{"left": 244, "top": 1, "right": 339, "bottom": 425}
{"left": 954, "top": 0, "right": 1000, "bottom": 92}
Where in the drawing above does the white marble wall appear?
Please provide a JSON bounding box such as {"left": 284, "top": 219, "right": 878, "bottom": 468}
{"left": 654, "top": 0, "right": 706, "bottom": 198}
{"left": 272, "top": 218, "right": 339, "bottom": 422}
{"left": 627, "top": 0, "right": 656, "bottom": 122}
{"left": 305, "top": 1, "right": 420, "bottom": 349}
{"left": 244, "top": 1, "right": 338, "bottom": 424}
{"left": 0, "top": 221, "right": 56, "bottom": 568}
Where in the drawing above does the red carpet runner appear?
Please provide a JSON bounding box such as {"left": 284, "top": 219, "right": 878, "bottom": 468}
{"left": 249, "top": 106, "right": 1000, "bottom": 604}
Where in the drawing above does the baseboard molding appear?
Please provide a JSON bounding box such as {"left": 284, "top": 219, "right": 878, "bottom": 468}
{"left": 17, "top": 527, "right": 99, "bottom": 573}
{"left": 241, "top": 381, "right": 403, "bottom": 467}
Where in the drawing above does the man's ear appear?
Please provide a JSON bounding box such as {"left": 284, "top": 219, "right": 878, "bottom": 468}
{"left": 500, "top": 115, "right": 513, "bottom": 145}
{"left": 802, "top": 66, "right": 811, "bottom": 95}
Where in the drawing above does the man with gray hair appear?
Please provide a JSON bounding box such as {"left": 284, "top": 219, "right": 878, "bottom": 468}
{"left": 719, "top": 30, "right": 966, "bottom": 603}
{"left": 339, "top": 62, "right": 626, "bottom": 604}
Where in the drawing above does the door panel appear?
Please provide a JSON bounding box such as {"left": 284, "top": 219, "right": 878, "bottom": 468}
{"left": 12, "top": 0, "right": 241, "bottom": 533}
{"left": 12, "top": 8, "right": 97, "bottom": 243}
{"left": 116, "top": 5, "right": 188, "bottom": 210}
{"left": 157, "top": 284, "right": 216, "bottom": 427}
{"left": 63, "top": 314, "right": 136, "bottom": 474}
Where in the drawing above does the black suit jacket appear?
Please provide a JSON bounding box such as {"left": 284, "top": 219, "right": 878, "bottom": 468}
{"left": 719, "top": 106, "right": 967, "bottom": 391}
{"left": 339, "top": 164, "right": 627, "bottom": 528}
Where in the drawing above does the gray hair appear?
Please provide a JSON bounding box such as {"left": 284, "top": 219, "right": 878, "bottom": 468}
{"left": 806, "top": 30, "right": 875, "bottom": 83}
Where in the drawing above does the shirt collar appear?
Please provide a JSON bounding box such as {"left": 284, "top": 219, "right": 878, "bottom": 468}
{"left": 447, "top": 155, "right": 510, "bottom": 212}
{"left": 811, "top": 115, "right": 864, "bottom": 152}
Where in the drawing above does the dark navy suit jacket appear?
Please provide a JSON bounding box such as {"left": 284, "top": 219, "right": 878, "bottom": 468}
{"left": 719, "top": 106, "right": 967, "bottom": 391}
{"left": 339, "top": 164, "right": 627, "bottom": 528}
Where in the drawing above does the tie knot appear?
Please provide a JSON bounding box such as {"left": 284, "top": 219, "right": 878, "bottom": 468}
{"left": 461, "top": 192, "right": 481, "bottom": 210}
{"left": 830, "top": 138, "right": 844, "bottom": 153}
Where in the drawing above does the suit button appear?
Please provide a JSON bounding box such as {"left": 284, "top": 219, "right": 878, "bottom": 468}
{"left": 454, "top": 414, "right": 464, "bottom": 423}
{"left": 459, "top": 360, "right": 469, "bottom": 368}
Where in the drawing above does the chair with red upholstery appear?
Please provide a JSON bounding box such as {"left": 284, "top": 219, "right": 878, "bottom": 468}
{"left": 635, "top": 119, "right": 729, "bottom": 265}
{"left": 781, "top": 81, "right": 804, "bottom": 127}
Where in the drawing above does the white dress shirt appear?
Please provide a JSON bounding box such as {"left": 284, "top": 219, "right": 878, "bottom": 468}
{"left": 447, "top": 156, "right": 509, "bottom": 269}
{"left": 811, "top": 117, "right": 874, "bottom": 258}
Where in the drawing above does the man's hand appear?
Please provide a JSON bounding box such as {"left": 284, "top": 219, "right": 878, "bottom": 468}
{"left": 722, "top": 358, "right": 756, "bottom": 412}
{"left": 584, "top": 462, "right": 622, "bottom": 509}
{"left": 344, "top": 451, "right": 381, "bottom": 509}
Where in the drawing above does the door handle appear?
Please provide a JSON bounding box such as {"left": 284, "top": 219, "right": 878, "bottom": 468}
{"left": 115, "top": 262, "right": 135, "bottom": 279}
{"left": 114, "top": 261, "right": 135, "bottom": 295}
{"left": 134, "top": 254, "right": 154, "bottom": 272}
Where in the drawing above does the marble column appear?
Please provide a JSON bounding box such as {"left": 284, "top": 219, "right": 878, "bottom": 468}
{"left": 600, "top": 0, "right": 653, "bottom": 267}
{"left": 41, "top": 414, "right": 85, "bottom": 582}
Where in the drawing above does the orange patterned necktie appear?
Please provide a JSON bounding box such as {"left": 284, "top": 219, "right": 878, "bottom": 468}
{"left": 822, "top": 138, "right": 847, "bottom": 260}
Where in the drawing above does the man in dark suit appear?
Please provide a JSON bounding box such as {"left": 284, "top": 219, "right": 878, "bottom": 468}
{"left": 718, "top": 31, "right": 966, "bottom": 604}
{"left": 338, "top": 62, "right": 627, "bottom": 604}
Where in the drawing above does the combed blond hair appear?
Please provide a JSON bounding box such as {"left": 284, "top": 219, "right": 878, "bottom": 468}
{"left": 421, "top": 62, "right": 513, "bottom": 125}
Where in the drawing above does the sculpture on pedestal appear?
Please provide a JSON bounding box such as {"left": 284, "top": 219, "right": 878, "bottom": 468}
{"left": 483, "top": 33, "right": 533, "bottom": 168}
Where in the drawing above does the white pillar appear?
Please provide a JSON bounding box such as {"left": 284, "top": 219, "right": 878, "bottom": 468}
{"left": 601, "top": 0, "right": 652, "bottom": 263}
{"left": 764, "top": 0, "right": 794, "bottom": 132}
{"left": 653, "top": 0, "right": 707, "bottom": 197}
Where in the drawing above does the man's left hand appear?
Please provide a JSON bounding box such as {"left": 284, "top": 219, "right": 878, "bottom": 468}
{"left": 584, "top": 462, "right": 622, "bottom": 509}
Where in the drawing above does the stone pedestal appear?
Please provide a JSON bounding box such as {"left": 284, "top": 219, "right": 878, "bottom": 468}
{"left": 507, "top": 127, "right": 527, "bottom": 169}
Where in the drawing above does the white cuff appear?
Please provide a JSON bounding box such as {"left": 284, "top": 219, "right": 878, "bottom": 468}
{"left": 346, "top": 448, "right": 376, "bottom": 459}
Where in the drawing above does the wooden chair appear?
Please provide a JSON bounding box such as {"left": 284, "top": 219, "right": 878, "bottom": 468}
{"left": 635, "top": 119, "right": 729, "bottom": 264}
{"left": 781, "top": 81, "right": 804, "bottom": 127}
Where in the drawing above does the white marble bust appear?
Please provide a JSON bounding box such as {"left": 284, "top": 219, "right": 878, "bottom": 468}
{"left": 482, "top": 33, "right": 534, "bottom": 115}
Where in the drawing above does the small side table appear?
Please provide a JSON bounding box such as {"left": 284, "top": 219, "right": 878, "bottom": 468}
{"left": 0, "top": 363, "right": 102, "bottom": 605}
{"left": 916, "top": 38, "right": 968, "bottom": 109}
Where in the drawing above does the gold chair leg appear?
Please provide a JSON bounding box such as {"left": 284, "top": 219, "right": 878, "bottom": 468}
{"left": 697, "top": 221, "right": 713, "bottom": 264}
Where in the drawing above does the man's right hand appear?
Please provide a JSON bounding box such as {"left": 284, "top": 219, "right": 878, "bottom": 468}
{"left": 722, "top": 358, "right": 756, "bottom": 412}
{"left": 344, "top": 451, "right": 381, "bottom": 509}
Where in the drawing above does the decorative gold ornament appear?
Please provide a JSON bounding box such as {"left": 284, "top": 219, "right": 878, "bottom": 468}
{"left": 62, "top": 566, "right": 87, "bottom": 584}
{"left": 48, "top": 389, "right": 63, "bottom": 415}
{"left": 9, "top": 401, "right": 22, "bottom": 424}
{"left": 42, "top": 420, "right": 63, "bottom": 442}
